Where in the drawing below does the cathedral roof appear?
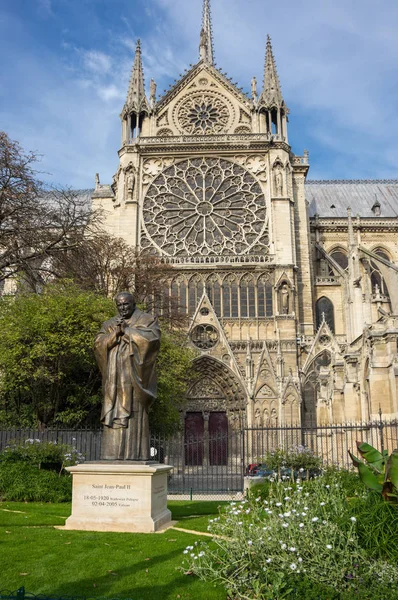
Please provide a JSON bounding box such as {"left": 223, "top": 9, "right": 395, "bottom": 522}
{"left": 306, "top": 180, "right": 398, "bottom": 218}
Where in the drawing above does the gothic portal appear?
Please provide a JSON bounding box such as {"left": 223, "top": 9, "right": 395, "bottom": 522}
{"left": 92, "top": 0, "right": 398, "bottom": 433}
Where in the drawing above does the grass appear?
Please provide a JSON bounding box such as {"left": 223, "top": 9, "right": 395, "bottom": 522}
{"left": 0, "top": 501, "right": 226, "bottom": 600}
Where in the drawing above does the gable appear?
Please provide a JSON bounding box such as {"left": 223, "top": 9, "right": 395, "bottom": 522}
{"left": 154, "top": 63, "right": 253, "bottom": 137}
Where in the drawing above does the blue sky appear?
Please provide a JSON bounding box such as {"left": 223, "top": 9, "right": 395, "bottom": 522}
{"left": 1, "top": 0, "right": 397, "bottom": 188}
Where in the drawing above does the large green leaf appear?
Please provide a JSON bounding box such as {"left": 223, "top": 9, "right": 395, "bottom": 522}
{"left": 348, "top": 449, "right": 363, "bottom": 468}
{"left": 357, "top": 461, "right": 383, "bottom": 492}
{"left": 386, "top": 451, "right": 398, "bottom": 490}
{"left": 356, "top": 441, "right": 385, "bottom": 471}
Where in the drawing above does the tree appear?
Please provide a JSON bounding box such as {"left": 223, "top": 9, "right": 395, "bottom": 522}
{"left": 0, "top": 282, "right": 194, "bottom": 433}
{"left": 0, "top": 283, "right": 113, "bottom": 427}
{"left": 0, "top": 131, "right": 98, "bottom": 289}
{"left": 49, "top": 232, "right": 188, "bottom": 327}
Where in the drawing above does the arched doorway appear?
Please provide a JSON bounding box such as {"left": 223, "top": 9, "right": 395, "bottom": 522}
{"left": 185, "top": 357, "right": 246, "bottom": 466}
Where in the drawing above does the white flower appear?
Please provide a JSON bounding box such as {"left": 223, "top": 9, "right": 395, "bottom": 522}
{"left": 323, "top": 520, "right": 327, "bottom": 525}
{"left": 290, "top": 563, "right": 297, "bottom": 570}
{"left": 299, "top": 523, "right": 304, "bottom": 528}
{"left": 183, "top": 550, "right": 188, "bottom": 554}
{"left": 248, "top": 540, "right": 253, "bottom": 546}
{"left": 298, "top": 557, "right": 303, "bottom": 563}
{"left": 325, "top": 485, "right": 330, "bottom": 489}
{"left": 238, "top": 521, "right": 243, "bottom": 525}
{"left": 281, "top": 543, "right": 287, "bottom": 549}
{"left": 289, "top": 547, "right": 296, "bottom": 552}
{"left": 245, "top": 508, "right": 251, "bottom": 514}
{"left": 282, "top": 523, "right": 289, "bottom": 528}
{"left": 320, "top": 502, "right": 325, "bottom": 506}
{"left": 276, "top": 502, "right": 282, "bottom": 507}
{"left": 350, "top": 516, "right": 357, "bottom": 522}
{"left": 284, "top": 511, "right": 291, "bottom": 517}
{"left": 284, "top": 496, "right": 291, "bottom": 501}
{"left": 198, "top": 551, "right": 205, "bottom": 557}
{"left": 312, "top": 517, "right": 319, "bottom": 522}
{"left": 194, "top": 556, "right": 198, "bottom": 560}
{"left": 266, "top": 558, "right": 272, "bottom": 563}
{"left": 301, "top": 512, "right": 307, "bottom": 517}
{"left": 299, "top": 467, "right": 304, "bottom": 472}
{"left": 326, "top": 545, "right": 332, "bottom": 549}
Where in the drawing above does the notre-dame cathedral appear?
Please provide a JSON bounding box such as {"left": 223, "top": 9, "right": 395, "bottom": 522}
{"left": 92, "top": 0, "right": 398, "bottom": 441}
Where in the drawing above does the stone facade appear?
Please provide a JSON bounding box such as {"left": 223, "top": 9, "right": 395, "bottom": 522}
{"left": 92, "top": 0, "right": 398, "bottom": 435}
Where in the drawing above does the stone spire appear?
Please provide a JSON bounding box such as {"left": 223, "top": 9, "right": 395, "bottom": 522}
{"left": 124, "top": 39, "right": 149, "bottom": 114}
{"left": 260, "top": 35, "right": 284, "bottom": 108}
{"left": 199, "top": 0, "right": 214, "bottom": 64}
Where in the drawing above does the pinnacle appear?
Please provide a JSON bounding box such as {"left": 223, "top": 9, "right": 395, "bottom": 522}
{"left": 124, "top": 37, "right": 149, "bottom": 114}
{"left": 199, "top": 0, "right": 214, "bottom": 65}
{"left": 260, "top": 34, "right": 284, "bottom": 108}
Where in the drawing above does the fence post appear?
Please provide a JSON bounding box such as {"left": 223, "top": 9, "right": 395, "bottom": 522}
{"left": 378, "top": 406, "right": 385, "bottom": 452}
{"left": 16, "top": 588, "right": 25, "bottom": 600}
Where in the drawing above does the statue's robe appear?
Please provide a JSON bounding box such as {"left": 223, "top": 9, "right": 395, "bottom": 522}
{"left": 94, "top": 309, "right": 160, "bottom": 460}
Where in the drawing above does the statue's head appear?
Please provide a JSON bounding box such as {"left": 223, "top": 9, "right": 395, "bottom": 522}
{"left": 115, "top": 292, "right": 136, "bottom": 319}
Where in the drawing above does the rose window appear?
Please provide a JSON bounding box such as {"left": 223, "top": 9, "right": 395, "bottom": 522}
{"left": 191, "top": 324, "right": 218, "bottom": 349}
{"left": 176, "top": 92, "right": 231, "bottom": 134}
{"left": 142, "top": 157, "right": 267, "bottom": 257}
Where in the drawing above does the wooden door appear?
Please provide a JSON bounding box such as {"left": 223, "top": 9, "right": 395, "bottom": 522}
{"left": 184, "top": 412, "right": 204, "bottom": 466}
{"left": 209, "top": 412, "right": 228, "bottom": 466}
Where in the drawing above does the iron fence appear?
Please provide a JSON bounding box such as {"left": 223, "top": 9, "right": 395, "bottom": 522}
{"left": 1, "top": 419, "right": 398, "bottom": 497}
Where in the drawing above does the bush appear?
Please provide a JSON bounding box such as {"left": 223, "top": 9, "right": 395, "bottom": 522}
{"left": 0, "top": 438, "right": 84, "bottom": 471}
{"left": 0, "top": 462, "right": 72, "bottom": 502}
{"left": 256, "top": 445, "right": 323, "bottom": 480}
{"left": 183, "top": 477, "right": 398, "bottom": 600}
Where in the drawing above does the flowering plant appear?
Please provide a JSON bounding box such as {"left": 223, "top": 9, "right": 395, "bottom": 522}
{"left": 0, "top": 438, "right": 84, "bottom": 473}
{"left": 183, "top": 478, "right": 398, "bottom": 599}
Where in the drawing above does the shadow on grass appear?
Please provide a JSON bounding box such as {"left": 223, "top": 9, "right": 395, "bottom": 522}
{"left": 50, "top": 545, "right": 223, "bottom": 600}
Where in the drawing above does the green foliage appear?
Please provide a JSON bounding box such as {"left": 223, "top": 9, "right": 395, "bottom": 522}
{"left": 353, "top": 491, "right": 398, "bottom": 561}
{"left": 0, "top": 439, "right": 84, "bottom": 470}
{"left": 0, "top": 283, "right": 114, "bottom": 427}
{"left": 0, "top": 463, "right": 72, "bottom": 502}
{"left": 349, "top": 441, "right": 398, "bottom": 502}
{"left": 258, "top": 445, "right": 323, "bottom": 478}
{"left": 150, "top": 327, "right": 196, "bottom": 436}
{"left": 183, "top": 476, "right": 398, "bottom": 600}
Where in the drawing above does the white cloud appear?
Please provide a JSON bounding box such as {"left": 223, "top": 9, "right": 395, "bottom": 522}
{"left": 82, "top": 50, "right": 112, "bottom": 74}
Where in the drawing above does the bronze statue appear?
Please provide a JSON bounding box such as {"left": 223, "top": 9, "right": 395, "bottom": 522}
{"left": 94, "top": 292, "right": 161, "bottom": 461}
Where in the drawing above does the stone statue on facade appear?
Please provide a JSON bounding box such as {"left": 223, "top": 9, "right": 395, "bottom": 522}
{"left": 274, "top": 164, "right": 284, "bottom": 196}
{"left": 251, "top": 76, "right": 258, "bottom": 101}
{"left": 126, "top": 171, "right": 135, "bottom": 198}
{"left": 279, "top": 283, "right": 290, "bottom": 314}
{"left": 94, "top": 292, "right": 161, "bottom": 461}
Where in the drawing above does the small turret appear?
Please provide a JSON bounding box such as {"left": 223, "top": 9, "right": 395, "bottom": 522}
{"left": 258, "top": 36, "right": 288, "bottom": 141}
{"left": 121, "top": 39, "right": 150, "bottom": 144}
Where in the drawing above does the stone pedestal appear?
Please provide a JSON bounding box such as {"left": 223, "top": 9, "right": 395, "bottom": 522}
{"left": 64, "top": 461, "right": 173, "bottom": 533}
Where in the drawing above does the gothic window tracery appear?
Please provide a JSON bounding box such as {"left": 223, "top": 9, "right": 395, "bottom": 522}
{"left": 330, "top": 248, "right": 348, "bottom": 271}
{"left": 175, "top": 92, "right": 232, "bottom": 135}
{"left": 142, "top": 157, "right": 267, "bottom": 257}
{"left": 370, "top": 248, "right": 390, "bottom": 297}
{"left": 302, "top": 351, "right": 332, "bottom": 428}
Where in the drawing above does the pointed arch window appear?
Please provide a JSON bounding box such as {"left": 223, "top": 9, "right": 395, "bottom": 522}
{"left": 315, "top": 297, "right": 335, "bottom": 333}
{"left": 330, "top": 248, "right": 348, "bottom": 271}
{"left": 302, "top": 350, "right": 331, "bottom": 428}
{"left": 240, "top": 276, "right": 256, "bottom": 318}
{"left": 370, "top": 249, "right": 390, "bottom": 297}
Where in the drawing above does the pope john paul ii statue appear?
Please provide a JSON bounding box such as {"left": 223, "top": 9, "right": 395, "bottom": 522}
{"left": 94, "top": 292, "right": 161, "bottom": 461}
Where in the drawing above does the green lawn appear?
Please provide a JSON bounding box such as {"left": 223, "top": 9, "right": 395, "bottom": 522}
{"left": 0, "top": 501, "right": 227, "bottom": 600}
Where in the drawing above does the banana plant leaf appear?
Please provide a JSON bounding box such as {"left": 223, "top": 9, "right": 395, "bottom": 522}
{"left": 386, "top": 451, "right": 398, "bottom": 489}
{"left": 348, "top": 450, "right": 363, "bottom": 468}
{"left": 356, "top": 441, "right": 385, "bottom": 471}
{"left": 357, "top": 461, "right": 383, "bottom": 492}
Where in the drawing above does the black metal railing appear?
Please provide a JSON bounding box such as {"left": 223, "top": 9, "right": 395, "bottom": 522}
{"left": 1, "top": 419, "right": 397, "bottom": 496}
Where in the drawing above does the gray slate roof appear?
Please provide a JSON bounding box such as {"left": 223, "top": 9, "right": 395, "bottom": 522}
{"left": 306, "top": 180, "right": 398, "bottom": 218}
